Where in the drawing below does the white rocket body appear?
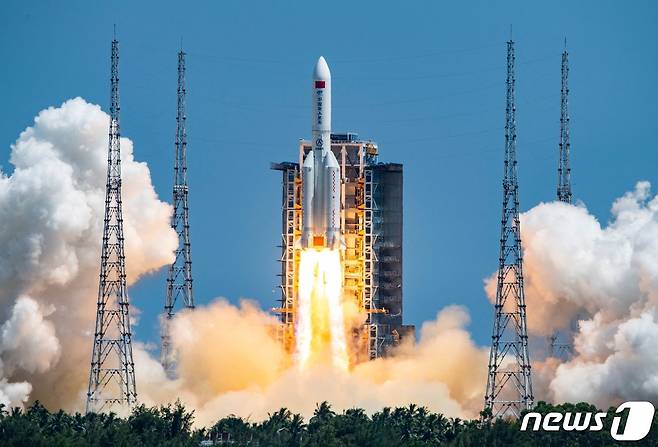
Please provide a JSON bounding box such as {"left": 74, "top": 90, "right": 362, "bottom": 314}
{"left": 300, "top": 57, "right": 343, "bottom": 250}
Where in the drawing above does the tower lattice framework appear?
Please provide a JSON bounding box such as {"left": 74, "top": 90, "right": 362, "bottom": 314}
{"left": 161, "top": 49, "right": 195, "bottom": 377}
{"left": 87, "top": 37, "right": 138, "bottom": 413}
{"left": 484, "top": 39, "right": 534, "bottom": 419}
{"left": 557, "top": 45, "right": 572, "bottom": 204}
{"left": 550, "top": 43, "right": 574, "bottom": 359}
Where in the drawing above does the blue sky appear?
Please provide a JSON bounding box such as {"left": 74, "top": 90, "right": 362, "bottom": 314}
{"left": 1, "top": 1, "right": 657, "bottom": 347}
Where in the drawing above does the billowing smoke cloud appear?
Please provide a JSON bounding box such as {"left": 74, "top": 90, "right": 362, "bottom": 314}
{"left": 136, "top": 302, "right": 487, "bottom": 425}
{"left": 0, "top": 98, "right": 177, "bottom": 409}
{"left": 489, "top": 181, "right": 658, "bottom": 408}
{"left": 0, "top": 296, "right": 60, "bottom": 375}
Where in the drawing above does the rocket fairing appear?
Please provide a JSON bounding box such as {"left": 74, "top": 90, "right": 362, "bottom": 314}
{"left": 299, "top": 56, "right": 343, "bottom": 250}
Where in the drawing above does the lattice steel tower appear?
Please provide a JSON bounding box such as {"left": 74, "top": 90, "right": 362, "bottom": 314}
{"left": 87, "top": 36, "right": 138, "bottom": 413}
{"left": 549, "top": 42, "right": 574, "bottom": 359}
{"left": 484, "top": 39, "right": 534, "bottom": 419}
{"left": 161, "top": 49, "right": 194, "bottom": 377}
{"left": 557, "top": 43, "right": 572, "bottom": 204}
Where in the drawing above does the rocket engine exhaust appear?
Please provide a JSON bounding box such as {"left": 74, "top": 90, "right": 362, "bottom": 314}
{"left": 295, "top": 249, "right": 349, "bottom": 371}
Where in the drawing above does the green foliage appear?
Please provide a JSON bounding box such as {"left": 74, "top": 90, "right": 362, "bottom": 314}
{"left": 0, "top": 400, "right": 202, "bottom": 447}
{"left": 1, "top": 400, "right": 658, "bottom": 446}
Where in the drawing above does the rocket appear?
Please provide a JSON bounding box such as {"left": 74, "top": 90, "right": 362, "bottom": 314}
{"left": 299, "top": 56, "right": 343, "bottom": 250}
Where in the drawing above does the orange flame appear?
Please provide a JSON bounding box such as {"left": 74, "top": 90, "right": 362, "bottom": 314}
{"left": 295, "top": 248, "right": 349, "bottom": 371}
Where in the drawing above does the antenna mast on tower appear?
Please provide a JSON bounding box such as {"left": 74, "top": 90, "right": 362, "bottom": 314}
{"left": 161, "top": 48, "right": 195, "bottom": 377}
{"left": 484, "top": 38, "right": 534, "bottom": 419}
{"left": 87, "top": 35, "right": 138, "bottom": 413}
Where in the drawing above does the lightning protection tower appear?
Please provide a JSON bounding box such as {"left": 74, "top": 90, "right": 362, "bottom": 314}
{"left": 484, "top": 39, "right": 534, "bottom": 419}
{"left": 556, "top": 42, "right": 572, "bottom": 204}
{"left": 161, "top": 49, "right": 195, "bottom": 377}
{"left": 549, "top": 43, "right": 574, "bottom": 360}
{"left": 87, "top": 35, "right": 138, "bottom": 413}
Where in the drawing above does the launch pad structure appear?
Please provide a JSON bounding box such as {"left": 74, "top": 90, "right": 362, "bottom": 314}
{"left": 272, "top": 133, "right": 414, "bottom": 362}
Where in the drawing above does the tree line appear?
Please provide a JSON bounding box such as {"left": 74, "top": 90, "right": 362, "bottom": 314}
{"left": 0, "top": 400, "right": 656, "bottom": 446}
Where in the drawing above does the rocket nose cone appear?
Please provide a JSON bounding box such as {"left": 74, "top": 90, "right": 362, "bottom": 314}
{"left": 313, "top": 56, "right": 331, "bottom": 80}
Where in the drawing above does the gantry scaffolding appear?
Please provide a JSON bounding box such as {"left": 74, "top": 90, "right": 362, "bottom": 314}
{"left": 274, "top": 162, "right": 301, "bottom": 353}
{"left": 272, "top": 133, "right": 413, "bottom": 363}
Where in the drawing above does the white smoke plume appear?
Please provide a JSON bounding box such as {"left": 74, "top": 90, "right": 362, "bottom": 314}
{"left": 136, "top": 301, "right": 488, "bottom": 426}
{"left": 0, "top": 98, "right": 177, "bottom": 410}
{"left": 486, "top": 181, "right": 658, "bottom": 409}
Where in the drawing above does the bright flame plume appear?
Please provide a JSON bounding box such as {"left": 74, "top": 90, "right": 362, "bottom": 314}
{"left": 295, "top": 249, "right": 349, "bottom": 371}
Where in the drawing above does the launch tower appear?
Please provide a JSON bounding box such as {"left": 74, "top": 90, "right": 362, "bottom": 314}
{"left": 273, "top": 133, "right": 413, "bottom": 362}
